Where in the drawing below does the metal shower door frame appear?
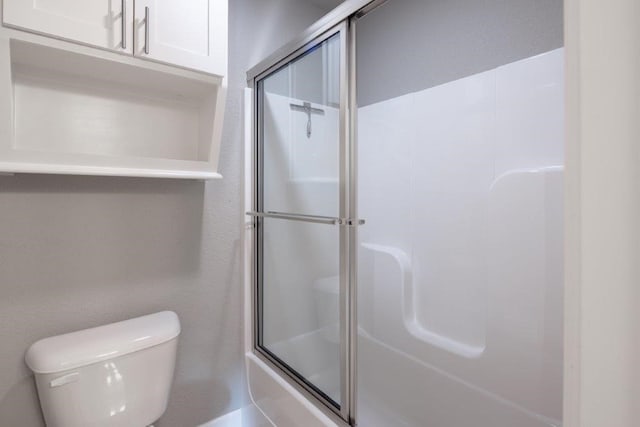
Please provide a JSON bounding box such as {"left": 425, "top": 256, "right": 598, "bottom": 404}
{"left": 249, "top": 20, "right": 353, "bottom": 425}
{"left": 246, "top": 1, "right": 387, "bottom": 424}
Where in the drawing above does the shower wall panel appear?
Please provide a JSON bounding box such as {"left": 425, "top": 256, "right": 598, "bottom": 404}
{"left": 357, "top": 48, "right": 564, "bottom": 426}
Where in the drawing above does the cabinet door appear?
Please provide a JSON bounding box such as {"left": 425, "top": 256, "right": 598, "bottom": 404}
{"left": 134, "top": 0, "right": 227, "bottom": 76}
{"left": 2, "top": 0, "right": 134, "bottom": 52}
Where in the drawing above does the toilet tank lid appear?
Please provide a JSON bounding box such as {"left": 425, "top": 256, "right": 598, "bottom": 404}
{"left": 25, "top": 311, "right": 180, "bottom": 374}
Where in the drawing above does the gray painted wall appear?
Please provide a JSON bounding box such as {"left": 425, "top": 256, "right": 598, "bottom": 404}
{"left": 0, "top": 1, "right": 328, "bottom": 426}
{"left": 357, "top": 0, "right": 564, "bottom": 106}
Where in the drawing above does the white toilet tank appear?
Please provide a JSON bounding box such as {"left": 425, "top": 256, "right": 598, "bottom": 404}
{"left": 25, "top": 311, "right": 180, "bottom": 427}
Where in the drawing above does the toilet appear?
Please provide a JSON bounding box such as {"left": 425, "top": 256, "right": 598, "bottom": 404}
{"left": 25, "top": 311, "right": 180, "bottom": 427}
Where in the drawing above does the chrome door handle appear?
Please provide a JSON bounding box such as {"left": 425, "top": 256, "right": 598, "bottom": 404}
{"left": 246, "top": 211, "right": 365, "bottom": 226}
{"left": 246, "top": 211, "right": 340, "bottom": 225}
{"left": 144, "top": 6, "right": 150, "bottom": 54}
{"left": 121, "top": 0, "right": 127, "bottom": 49}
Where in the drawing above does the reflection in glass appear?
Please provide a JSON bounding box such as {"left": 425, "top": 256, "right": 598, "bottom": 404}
{"left": 261, "top": 34, "right": 340, "bottom": 218}
{"left": 257, "top": 32, "right": 342, "bottom": 408}
{"left": 261, "top": 217, "right": 341, "bottom": 404}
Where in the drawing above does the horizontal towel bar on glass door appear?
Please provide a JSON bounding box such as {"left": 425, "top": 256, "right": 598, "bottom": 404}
{"left": 246, "top": 211, "right": 340, "bottom": 225}
{"left": 246, "top": 211, "right": 365, "bottom": 226}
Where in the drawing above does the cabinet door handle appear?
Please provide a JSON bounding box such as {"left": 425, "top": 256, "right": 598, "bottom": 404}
{"left": 144, "top": 6, "right": 150, "bottom": 54}
{"left": 121, "top": 0, "right": 127, "bottom": 49}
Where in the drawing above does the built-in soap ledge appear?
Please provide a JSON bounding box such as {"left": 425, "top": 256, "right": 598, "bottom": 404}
{"left": 0, "top": 37, "right": 226, "bottom": 179}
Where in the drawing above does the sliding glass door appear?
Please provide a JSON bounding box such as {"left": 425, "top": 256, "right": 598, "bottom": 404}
{"left": 251, "top": 24, "right": 352, "bottom": 421}
{"left": 248, "top": 2, "right": 564, "bottom": 426}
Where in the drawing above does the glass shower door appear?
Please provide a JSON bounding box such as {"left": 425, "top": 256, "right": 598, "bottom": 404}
{"left": 252, "top": 27, "right": 349, "bottom": 417}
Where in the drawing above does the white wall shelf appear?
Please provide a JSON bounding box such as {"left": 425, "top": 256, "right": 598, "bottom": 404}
{"left": 0, "top": 32, "right": 226, "bottom": 179}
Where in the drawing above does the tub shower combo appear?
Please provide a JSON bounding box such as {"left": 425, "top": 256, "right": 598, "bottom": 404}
{"left": 246, "top": 1, "right": 564, "bottom": 426}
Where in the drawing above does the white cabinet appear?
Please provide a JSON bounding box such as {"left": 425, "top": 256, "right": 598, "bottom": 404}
{"left": 0, "top": 0, "right": 228, "bottom": 179}
{"left": 2, "top": 0, "right": 134, "bottom": 52}
{"left": 2, "top": 0, "right": 227, "bottom": 75}
{"left": 135, "top": 0, "right": 227, "bottom": 76}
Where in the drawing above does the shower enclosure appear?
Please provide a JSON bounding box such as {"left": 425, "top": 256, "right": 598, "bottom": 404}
{"left": 246, "top": 1, "right": 564, "bottom": 425}
{"left": 248, "top": 23, "right": 353, "bottom": 419}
